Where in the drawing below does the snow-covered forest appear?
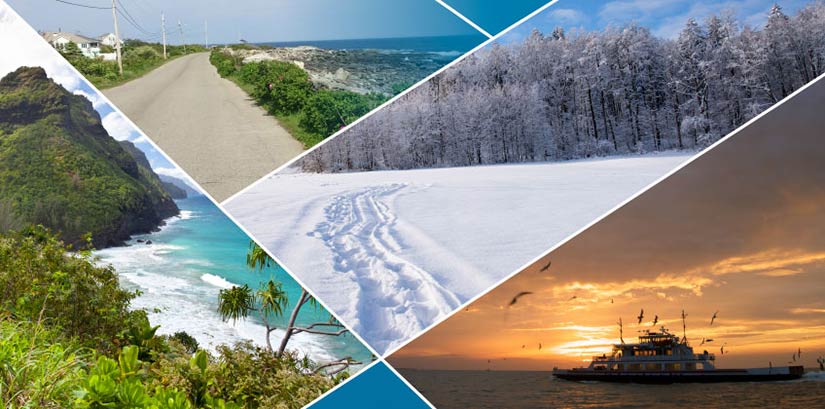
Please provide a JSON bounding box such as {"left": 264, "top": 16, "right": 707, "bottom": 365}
{"left": 300, "top": 4, "right": 825, "bottom": 172}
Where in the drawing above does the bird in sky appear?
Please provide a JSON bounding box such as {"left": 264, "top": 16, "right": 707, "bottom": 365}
{"left": 652, "top": 315, "right": 659, "bottom": 326}
{"left": 610, "top": 298, "right": 614, "bottom": 304}
{"left": 793, "top": 353, "right": 797, "bottom": 362}
{"left": 637, "top": 309, "right": 644, "bottom": 324}
{"left": 539, "top": 343, "right": 542, "bottom": 350}
{"left": 508, "top": 291, "right": 533, "bottom": 306}
{"left": 721, "top": 346, "right": 725, "bottom": 355}
{"left": 568, "top": 295, "right": 577, "bottom": 301}
{"left": 798, "top": 347, "right": 802, "bottom": 358}
{"left": 710, "top": 310, "right": 719, "bottom": 326}
{"left": 539, "top": 260, "right": 552, "bottom": 272}
{"left": 700, "top": 338, "right": 706, "bottom": 346}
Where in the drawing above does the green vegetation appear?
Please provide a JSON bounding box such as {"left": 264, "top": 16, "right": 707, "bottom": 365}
{"left": 209, "top": 49, "right": 386, "bottom": 147}
{"left": 0, "top": 228, "right": 344, "bottom": 408}
{"left": 218, "top": 242, "right": 363, "bottom": 375}
{"left": 61, "top": 40, "right": 206, "bottom": 89}
{"left": 0, "top": 67, "right": 178, "bottom": 247}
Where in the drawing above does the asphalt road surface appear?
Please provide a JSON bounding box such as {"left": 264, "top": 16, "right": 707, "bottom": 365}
{"left": 104, "top": 52, "right": 304, "bottom": 202}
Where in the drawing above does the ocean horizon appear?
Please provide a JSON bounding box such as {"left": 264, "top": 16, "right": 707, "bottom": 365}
{"left": 255, "top": 34, "right": 483, "bottom": 53}
{"left": 399, "top": 368, "right": 825, "bottom": 408}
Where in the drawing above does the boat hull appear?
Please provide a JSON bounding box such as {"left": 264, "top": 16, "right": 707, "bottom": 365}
{"left": 552, "top": 366, "right": 804, "bottom": 384}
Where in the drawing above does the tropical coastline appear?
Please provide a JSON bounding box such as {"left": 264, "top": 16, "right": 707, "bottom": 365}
{"left": 95, "top": 195, "right": 372, "bottom": 365}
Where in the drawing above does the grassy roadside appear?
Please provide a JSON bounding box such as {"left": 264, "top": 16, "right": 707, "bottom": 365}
{"left": 209, "top": 48, "right": 387, "bottom": 148}
{"left": 223, "top": 74, "right": 326, "bottom": 147}
{"left": 61, "top": 40, "right": 206, "bottom": 89}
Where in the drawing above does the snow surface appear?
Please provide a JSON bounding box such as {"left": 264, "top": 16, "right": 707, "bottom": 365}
{"left": 225, "top": 153, "right": 692, "bottom": 353}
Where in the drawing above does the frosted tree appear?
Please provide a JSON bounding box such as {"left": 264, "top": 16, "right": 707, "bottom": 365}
{"left": 298, "top": 2, "right": 825, "bottom": 173}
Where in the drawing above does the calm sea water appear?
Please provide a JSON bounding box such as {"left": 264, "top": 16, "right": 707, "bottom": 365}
{"left": 258, "top": 35, "right": 483, "bottom": 53}
{"left": 95, "top": 196, "right": 371, "bottom": 365}
{"left": 399, "top": 369, "right": 825, "bottom": 409}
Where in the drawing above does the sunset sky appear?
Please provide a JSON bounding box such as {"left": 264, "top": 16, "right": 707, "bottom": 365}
{"left": 389, "top": 75, "right": 825, "bottom": 372}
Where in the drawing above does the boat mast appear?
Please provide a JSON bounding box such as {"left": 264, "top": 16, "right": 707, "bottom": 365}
{"left": 618, "top": 317, "right": 625, "bottom": 344}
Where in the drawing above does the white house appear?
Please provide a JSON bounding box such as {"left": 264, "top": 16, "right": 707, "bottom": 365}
{"left": 41, "top": 31, "right": 101, "bottom": 58}
{"left": 98, "top": 32, "right": 123, "bottom": 48}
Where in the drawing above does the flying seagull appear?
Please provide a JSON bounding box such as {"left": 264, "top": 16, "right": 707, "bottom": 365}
{"left": 798, "top": 347, "right": 802, "bottom": 358}
{"left": 700, "top": 338, "right": 706, "bottom": 346}
{"left": 652, "top": 315, "right": 659, "bottom": 326}
{"left": 610, "top": 298, "right": 614, "bottom": 304}
{"left": 710, "top": 310, "right": 719, "bottom": 326}
{"left": 539, "top": 260, "right": 552, "bottom": 272}
{"left": 539, "top": 343, "right": 542, "bottom": 350}
{"left": 508, "top": 291, "right": 533, "bottom": 306}
{"left": 568, "top": 295, "right": 577, "bottom": 301}
{"left": 637, "top": 309, "right": 644, "bottom": 324}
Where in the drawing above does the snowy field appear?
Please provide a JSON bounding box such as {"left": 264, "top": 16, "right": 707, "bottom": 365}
{"left": 224, "top": 153, "right": 692, "bottom": 353}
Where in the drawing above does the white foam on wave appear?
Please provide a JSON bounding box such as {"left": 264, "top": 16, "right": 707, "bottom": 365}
{"left": 803, "top": 371, "right": 825, "bottom": 381}
{"left": 95, "top": 229, "right": 344, "bottom": 365}
{"left": 200, "top": 273, "right": 236, "bottom": 289}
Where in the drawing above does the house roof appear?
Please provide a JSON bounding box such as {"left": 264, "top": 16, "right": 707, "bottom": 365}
{"left": 42, "top": 31, "right": 99, "bottom": 45}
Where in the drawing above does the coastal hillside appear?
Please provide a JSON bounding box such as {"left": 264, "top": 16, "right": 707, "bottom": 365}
{"left": 0, "top": 66, "right": 178, "bottom": 247}
{"left": 118, "top": 140, "right": 188, "bottom": 199}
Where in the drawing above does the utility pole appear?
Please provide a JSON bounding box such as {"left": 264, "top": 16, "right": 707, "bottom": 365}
{"left": 178, "top": 20, "right": 186, "bottom": 53}
{"left": 204, "top": 19, "right": 208, "bottom": 48}
{"left": 111, "top": 0, "right": 123, "bottom": 75}
{"left": 161, "top": 12, "right": 167, "bottom": 59}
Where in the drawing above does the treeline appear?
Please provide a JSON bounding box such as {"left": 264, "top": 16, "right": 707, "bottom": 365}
{"left": 299, "top": 3, "right": 825, "bottom": 172}
{"left": 62, "top": 40, "right": 206, "bottom": 88}
{"left": 0, "top": 228, "right": 343, "bottom": 408}
{"left": 210, "top": 50, "right": 386, "bottom": 147}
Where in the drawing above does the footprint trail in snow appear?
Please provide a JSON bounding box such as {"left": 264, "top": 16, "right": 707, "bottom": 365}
{"left": 313, "top": 183, "right": 461, "bottom": 353}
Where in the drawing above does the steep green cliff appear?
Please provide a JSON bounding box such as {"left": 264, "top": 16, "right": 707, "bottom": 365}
{"left": 0, "top": 66, "right": 178, "bottom": 247}
{"left": 118, "top": 140, "right": 188, "bottom": 199}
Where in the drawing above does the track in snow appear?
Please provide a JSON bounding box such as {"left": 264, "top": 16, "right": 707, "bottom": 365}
{"left": 312, "top": 183, "right": 461, "bottom": 352}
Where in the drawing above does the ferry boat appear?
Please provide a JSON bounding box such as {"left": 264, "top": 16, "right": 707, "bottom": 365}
{"left": 552, "top": 327, "right": 804, "bottom": 383}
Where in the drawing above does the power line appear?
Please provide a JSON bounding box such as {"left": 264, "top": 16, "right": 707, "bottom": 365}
{"left": 116, "top": 0, "right": 157, "bottom": 35}
{"left": 117, "top": 8, "right": 156, "bottom": 36}
{"left": 53, "top": 0, "right": 110, "bottom": 10}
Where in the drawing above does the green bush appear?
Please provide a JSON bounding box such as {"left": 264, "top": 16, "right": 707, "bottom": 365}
{"left": 209, "top": 51, "right": 238, "bottom": 77}
{"left": 0, "top": 227, "right": 139, "bottom": 353}
{"left": 238, "top": 61, "right": 312, "bottom": 115}
{"left": 299, "top": 89, "right": 384, "bottom": 136}
{"left": 208, "top": 49, "right": 387, "bottom": 147}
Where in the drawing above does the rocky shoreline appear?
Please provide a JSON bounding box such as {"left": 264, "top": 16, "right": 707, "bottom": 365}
{"left": 223, "top": 45, "right": 457, "bottom": 95}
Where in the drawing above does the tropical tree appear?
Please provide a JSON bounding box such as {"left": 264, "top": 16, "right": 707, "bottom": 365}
{"left": 219, "top": 241, "right": 361, "bottom": 374}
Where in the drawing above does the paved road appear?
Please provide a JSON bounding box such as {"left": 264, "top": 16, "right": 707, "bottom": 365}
{"left": 104, "top": 52, "right": 304, "bottom": 202}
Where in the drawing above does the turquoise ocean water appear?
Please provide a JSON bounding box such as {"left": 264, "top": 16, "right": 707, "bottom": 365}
{"left": 95, "top": 195, "right": 371, "bottom": 365}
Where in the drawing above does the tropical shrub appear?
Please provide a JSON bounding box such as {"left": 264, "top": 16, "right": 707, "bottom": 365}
{"left": 0, "top": 319, "right": 87, "bottom": 408}
{"left": 0, "top": 226, "right": 139, "bottom": 353}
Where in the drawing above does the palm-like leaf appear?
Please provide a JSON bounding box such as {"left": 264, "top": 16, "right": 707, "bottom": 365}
{"left": 246, "top": 241, "right": 273, "bottom": 271}
{"left": 217, "top": 285, "right": 254, "bottom": 323}
{"left": 257, "top": 280, "right": 288, "bottom": 320}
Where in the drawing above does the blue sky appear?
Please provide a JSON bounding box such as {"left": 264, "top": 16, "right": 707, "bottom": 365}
{"left": 0, "top": 3, "right": 193, "bottom": 186}
{"left": 6, "top": 0, "right": 478, "bottom": 44}
{"left": 501, "top": 0, "right": 811, "bottom": 43}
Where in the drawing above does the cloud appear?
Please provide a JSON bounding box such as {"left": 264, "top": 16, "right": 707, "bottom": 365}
{"left": 0, "top": 4, "right": 83, "bottom": 92}
{"left": 547, "top": 9, "right": 587, "bottom": 25}
{"left": 101, "top": 111, "right": 137, "bottom": 141}
{"left": 599, "top": 0, "right": 682, "bottom": 21}
{"left": 152, "top": 166, "right": 190, "bottom": 181}
{"left": 701, "top": 249, "right": 825, "bottom": 277}
{"left": 73, "top": 89, "right": 107, "bottom": 109}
